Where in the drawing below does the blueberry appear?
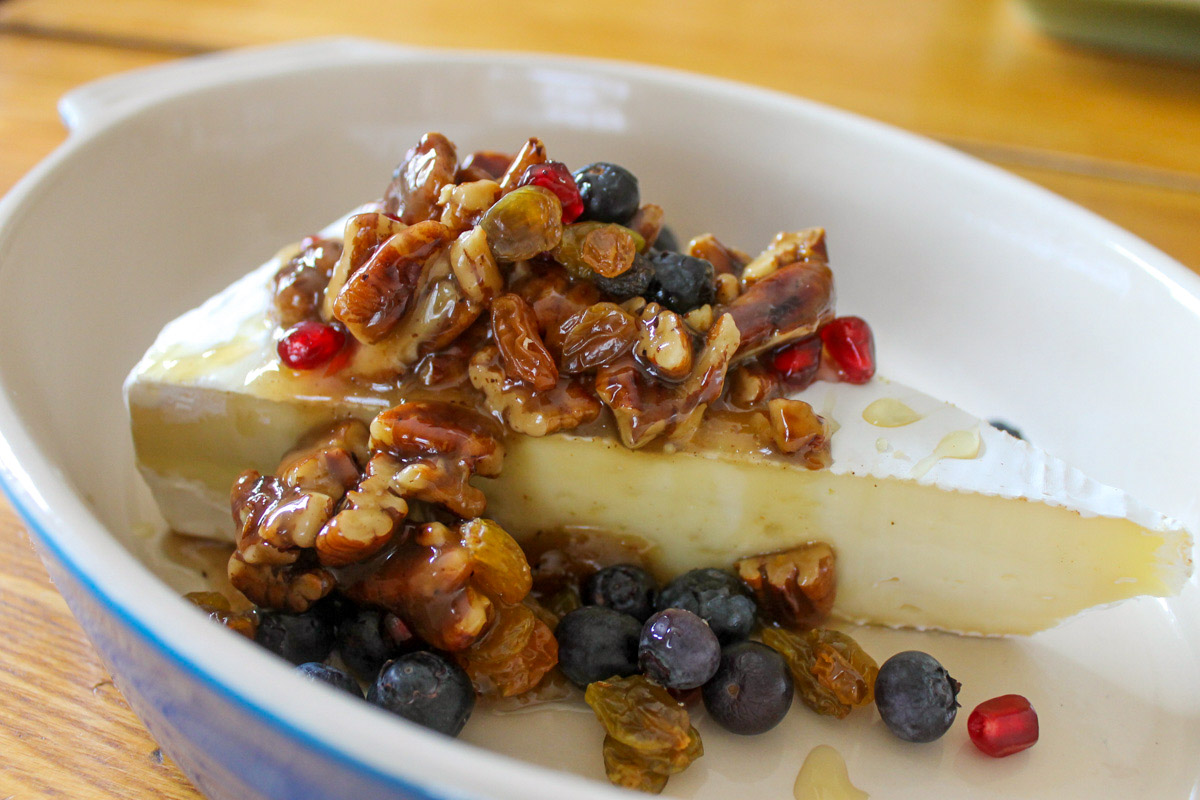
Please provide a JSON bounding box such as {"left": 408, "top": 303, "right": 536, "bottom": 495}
{"left": 592, "top": 252, "right": 654, "bottom": 301}
{"left": 255, "top": 608, "right": 337, "bottom": 666}
{"left": 583, "top": 564, "right": 659, "bottom": 622}
{"left": 702, "top": 641, "right": 794, "bottom": 735}
{"left": 988, "top": 419, "right": 1024, "bottom": 440}
{"left": 296, "top": 662, "right": 362, "bottom": 697}
{"left": 555, "top": 606, "right": 641, "bottom": 688}
{"left": 658, "top": 568, "right": 757, "bottom": 645}
{"left": 573, "top": 162, "right": 640, "bottom": 224}
{"left": 645, "top": 250, "right": 715, "bottom": 313}
{"left": 654, "top": 225, "right": 680, "bottom": 253}
{"left": 874, "top": 650, "right": 961, "bottom": 743}
{"left": 638, "top": 609, "right": 720, "bottom": 690}
{"left": 337, "top": 609, "right": 407, "bottom": 681}
{"left": 368, "top": 652, "right": 475, "bottom": 737}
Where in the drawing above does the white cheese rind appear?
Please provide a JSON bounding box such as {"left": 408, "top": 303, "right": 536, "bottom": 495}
{"left": 124, "top": 221, "right": 1194, "bottom": 635}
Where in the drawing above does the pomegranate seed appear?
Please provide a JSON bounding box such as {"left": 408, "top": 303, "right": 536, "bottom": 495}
{"left": 518, "top": 161, "right": 584, "bottom": 223}
{"left": 967, "top": 694, "right": 1039, "bottom": 758}
{"left": 277, "top": 320, "right": 346, "bottom": 370}
{"left": 771, "top": 336, "right": 822, "bottom": 390}
{"left": 819, "top": 316, "right": 876, "bottom": 384}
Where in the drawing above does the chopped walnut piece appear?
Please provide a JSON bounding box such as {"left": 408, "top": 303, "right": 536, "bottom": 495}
{"left": 559, "top": 302, "right": 637, "bottom": 374}
{"left": 469, "top": 346, "right": 603, "bottom": 436}
{"left": 316, "top": 452, "right": 410, "bottom": 567}
{"left": 596, "top": 313, "right": 740, "bottom": 448}
{"left": 272, "top": 236, "right": 343, "bottom": 328}
{"left": 736, "top": 542, "right": 836, "bottom": 630}
{"left": 369, "top": 401, "right": 505, "bottom": 477}
{"left": 714, "top": 272, "right": 741, "bottom": 305}
{"left": 683, "top": 304, "right": 715, "bottom": 333}
{"left": 635, "top": 304, "right": 694, "bottom": 381}
{"left": 498, "top": 137, "right": 548, "bottom": 192}
{"left": 510, "top": 262, "right": 601, "bottom": 356}
{"left": 231, "top": 471, "right": 333, "bottom": 554}
{"left": 228, "top": 553, "right": 335, "bottom": 614}
{"left": 686, "top": 233, "right": 750, "bottom": 276}
{"left": 276, "top": 419, "right": 368, "bottom": 501}
{"left": 740, "top": 228, "right": 827, "bottom": 285}
{"left": 725, "top": 361, "right": 783, "bottom": 409}
{"left": 456, "top": 149, "right": 513, "bottom": 183}
{"left": 491, "top": 293, "right": 560, "bottom": 391}
{"left": 449, "top": 226, "right": 503, "bottom": 304}
{"left": 392, "top": 458, "right": 487, "bottom": 520}
{"left": 348, "top": 521, "right": 494, "bottom": 651}
{"left": 627, "top": 203, "right": 664, "bottom": 249}
{"left": 764, "top": 398, "right": 831, "bottom": 467}
{"left": 724, "top": 260, "right": 834, "bottom": 360}
{"left": 383, "top": 132, "right": 458, "bottom": 224}
{"left": 331, "top": 220, "right": 453, "bottom": 344}
{"left": 322, "top": 212, "right": 407, "bottom": 322}
{"left": 439, "top": 179, "right": 502, "bottom": 235}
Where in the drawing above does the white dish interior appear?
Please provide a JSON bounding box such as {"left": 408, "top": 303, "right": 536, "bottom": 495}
{"left": 0, "top": 40, "right": 1197, "bottom": 799}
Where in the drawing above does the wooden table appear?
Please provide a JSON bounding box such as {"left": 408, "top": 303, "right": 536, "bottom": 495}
{"left": 0, "top": 1, "right": 1197, "bottom": 796}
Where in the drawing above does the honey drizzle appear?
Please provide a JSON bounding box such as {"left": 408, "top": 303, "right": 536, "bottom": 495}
{"left": 793, "top": 745, "right": 869, "bottom": 800}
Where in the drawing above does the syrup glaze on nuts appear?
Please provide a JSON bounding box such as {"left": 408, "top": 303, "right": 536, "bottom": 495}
{"left": 201, "top": 133, "right": 896, "bottom": 793}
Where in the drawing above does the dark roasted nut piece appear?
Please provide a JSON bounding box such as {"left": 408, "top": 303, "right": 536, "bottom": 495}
{"left": 498, "top": 136, "right": 548, "bottom": 192}
{"left": 273, "top": 237, "right": 343, "bottom": 328}
{"left": 347, "top": 521, "right": 494, "bottom": 652}
{"left": 457, "top": 149, "right": 513, "bottom": 182}
{"left": 276, "top": 419, "right": 369, "bottom": 500}
{"left": 439, "top": 179, "right": 502, "bottom": 234}
{"left": 627, "top": 203, "right": 664, "bottom": 250}
{"left": 725, "top": 361, "right": 783, "bottom": 410}
{"left": 228, "top": 553, "right": 335, "bottom": 614}
{"left": 764, "top": 398, "right": 831, "bottom": 468}
{"left": 332, "top": 220, "right": 453, "bottom": 344}
{"left": 383, "top": 132, "right": 458, "bottom": 224}
{"left": 316, "top": 452, "right": 410, "bottom": 567}
{"left": 322, "top": 212, "right": 407, "bottom": 321}
{"left": 686, "top": 233, "right": 750, "bottom": 276}
{"left": 736, "top": 542, "right": 836, "bottom": 630}
{"left": 714, "top": 272, "right": 741, "bottom": 305}
{"left": 559, "top": 302, "right": 637, "bottom": 374}
{"left": 449, "top": 226, "right": 503, "bottom": 304}
{"left": 510, "top": 262, "right": 601, "bottom": 356}
{"left": 595, "top": 313, "right": 740, "bottom": 449}
{"left": 555, "top": 222, "right": 642, "bottom": 279}
{"left": 469, "top": 346, "right": 603, "bottom": 436}
{"left": 724, "top": 260, "right": 834, "bottom": 360}
{"left": 491, "top": 293, "right": 560, "bottom": 391}
{"left": 741, "top": 228, "right": 827, "bottom": 285}
{"left": 635, "top": 305, "right": 694, "bottom": 381}
{"left": 369, "top": 401, "right": 505, "bottom": 477}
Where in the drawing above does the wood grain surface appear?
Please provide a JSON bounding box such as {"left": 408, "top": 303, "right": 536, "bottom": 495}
{"left": 0, "top": 2, "right": 1197, "bottom": 798}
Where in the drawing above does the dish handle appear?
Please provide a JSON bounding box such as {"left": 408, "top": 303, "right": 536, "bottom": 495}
{"left": 58, "top": 37, "right": 408, "bottom": 133}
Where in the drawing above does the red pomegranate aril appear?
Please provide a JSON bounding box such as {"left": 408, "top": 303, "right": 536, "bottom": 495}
{"left": 277, "top": 320, "right": 346, "bottom": 370}
{"left": 819, "top": 316, "right": 875, "bottom": 384}
{"left": 967, "top": 694, "right": 1039, "bottom": 758}
{"left": 770, "top": 336, "right": 822, "bottom": 390}
{"left": 518, "top": 161, "right": 585, "bottom": 223}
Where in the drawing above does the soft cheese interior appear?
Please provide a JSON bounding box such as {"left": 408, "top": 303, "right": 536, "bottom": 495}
{"left": 125, "top": 237, "right": 1194, "bottom": 636}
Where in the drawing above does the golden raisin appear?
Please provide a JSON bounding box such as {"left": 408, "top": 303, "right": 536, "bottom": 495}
{"left": 461, "top": 518, "right": 533, "bottom": 605}
{"left": 555, "top": 222, "right": 643, "bottom": 279}
{"left": 762, "top": 627, "right": 878, "bottom": 718}
{"left": 490, "top": 293, "right": 560, "bottom": 391}
{"left": 586, "top": 675, "right": 703, "bottom": 794}
{"left": 455, "top": 601, "right": 558, "bottom": 697}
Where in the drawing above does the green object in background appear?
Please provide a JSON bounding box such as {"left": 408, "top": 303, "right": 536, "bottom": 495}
{"left": 1019, "top": 0, "right": 1200, "bottom": 62}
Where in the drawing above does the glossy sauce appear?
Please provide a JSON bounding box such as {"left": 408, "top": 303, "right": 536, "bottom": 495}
{"left": 912, "top": 428, "right": 983, "bottom": 479}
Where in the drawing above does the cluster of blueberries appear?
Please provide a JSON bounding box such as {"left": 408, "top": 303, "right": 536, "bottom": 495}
{"left": 571, "top": 162, "right": 715, "bottom": 315}
{"left": 256, "top": 562, "right": 963, "bottom": 744}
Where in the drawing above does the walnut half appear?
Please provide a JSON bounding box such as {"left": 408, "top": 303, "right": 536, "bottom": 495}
{"left": 736, "top": 542, "right": 836, "bottom": 630}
